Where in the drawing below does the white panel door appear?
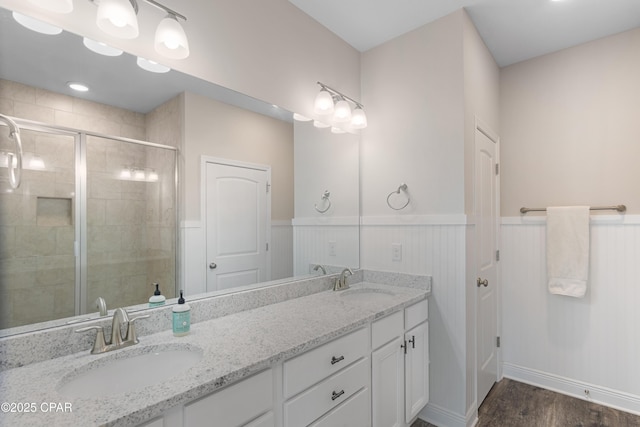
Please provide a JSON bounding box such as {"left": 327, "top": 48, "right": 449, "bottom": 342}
{"left": 475, "top": 123, "right": 499, "bottom": 405}
{"left": 206, "top": 161, "right": 270, "bottom": 291}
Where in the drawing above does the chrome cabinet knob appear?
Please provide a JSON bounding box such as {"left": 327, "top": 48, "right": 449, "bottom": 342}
{"left": 477, "top": 278, "right": 489, "bottom": 287}
{"left": 209, "top": 262, "right": 217, "bottom": 269}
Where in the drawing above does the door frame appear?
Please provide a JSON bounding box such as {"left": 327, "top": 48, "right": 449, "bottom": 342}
{"left": 200, "top": 156, "right": 272, "bottom": 289}
{"left": 474, "top": 116, "right": 501, "bottom": 406}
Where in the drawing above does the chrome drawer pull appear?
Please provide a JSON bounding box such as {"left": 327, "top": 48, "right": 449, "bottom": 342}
{"left": 331, "top": 355, "right": 345, "bottom": 365}
{"left": 331, "top": 389, "right": 345, "bottom": 401}
{"left": 409, "top": 335, "right": 415, "bottom": 349}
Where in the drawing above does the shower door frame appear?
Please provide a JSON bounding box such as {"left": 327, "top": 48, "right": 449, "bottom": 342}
{"left": 7, "top": 117, "right": 180, "bottom": 317}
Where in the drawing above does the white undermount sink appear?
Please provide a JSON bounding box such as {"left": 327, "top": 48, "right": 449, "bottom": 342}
{"left": 340, "top": 287, "right": 396, "bottom": 300}
{"left": 58, "top": 344, "right": 203, "bottom": 398}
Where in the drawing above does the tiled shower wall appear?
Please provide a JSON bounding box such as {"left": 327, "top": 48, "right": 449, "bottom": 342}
{"left": 0, "top": 79, "right": 176, "bottom": 328}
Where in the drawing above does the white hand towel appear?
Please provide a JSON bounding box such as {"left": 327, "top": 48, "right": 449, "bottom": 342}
{"left": 546, "top": 206, "right": 590, "bottom": 297}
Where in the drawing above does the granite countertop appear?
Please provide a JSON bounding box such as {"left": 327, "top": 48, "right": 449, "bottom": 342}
{"left": 0, "top": 282, "right": 428, "bottom": 427}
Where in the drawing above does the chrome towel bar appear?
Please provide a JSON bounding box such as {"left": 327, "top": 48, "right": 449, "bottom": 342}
{"left": 520, "top": 205, "right": 627, "bottom": 214}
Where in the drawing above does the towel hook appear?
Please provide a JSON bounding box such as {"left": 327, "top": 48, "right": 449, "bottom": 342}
{"left": 387, "top": 183, "right": 410, "bottom": 211}
{"left": 314, "top": 190, "right": 332, "bottom": 213}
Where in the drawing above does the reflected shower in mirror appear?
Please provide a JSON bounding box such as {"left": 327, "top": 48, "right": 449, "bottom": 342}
{"left": 0, "top": 5, "right": 360, "bottom": 334}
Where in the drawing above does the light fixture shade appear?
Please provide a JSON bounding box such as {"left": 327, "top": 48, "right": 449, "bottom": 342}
{"left": 136, "top": 57, "right": 171, "bottom": 73}
{"left": 155, "top": 15, "right": 189, "bottom": 59}
{"left": 333, "top": 99, "right": 352, "bottom": 123}
{"left": 314, "top": 89, "right": 334, "bottom": 115}
{"left": 351, "top": 106, "right": 367, "bottom": 129}
{"left": 331, "top": 127, "right": 346, "bottom": 134}
{"left": 313, "top": 120, "right": 330, "bottom": 129}
{"left": 96, "top": 0, "right": 139, "bottom": 39}
{"left": 12, "top": 12, "right": 63, "bottom": 35}
{"left": 83, "top": 37, "right": 123, "bottom": 56}
{"left": 28, "top": 0, "right": 73, "bottom": 14}
{"left": 293, "top": 113, "right": 312, "bottom": 122}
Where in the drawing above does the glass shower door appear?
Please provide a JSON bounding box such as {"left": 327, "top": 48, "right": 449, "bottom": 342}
{"left": 0, "top": 125, "right": 77, "bottom": 329}
{"left": 85, "top": 135, "right": 176, "bottom": 312}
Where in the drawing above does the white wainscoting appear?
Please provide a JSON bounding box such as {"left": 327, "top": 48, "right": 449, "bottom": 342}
{"left": 360, "top": 218, "right": 469, "bottom": 425}
{"left": 292, "top": 217, "right": 359, "bottom": 276}
{"left": 501, "top": 216, "right": 640, "bottom": 415}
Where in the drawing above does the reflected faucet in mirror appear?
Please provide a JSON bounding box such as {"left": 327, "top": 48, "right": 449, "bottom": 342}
{"left": 95, "top": 297, "right": 108, "bottom": 317}
{"left": 312, "top": 264, "right": 327, "bottom": 275}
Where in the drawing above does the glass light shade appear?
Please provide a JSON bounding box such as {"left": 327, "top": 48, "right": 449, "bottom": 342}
{"left": 332, "top": 99, "right": 352, "bottom": 123}
{"left": 96, "top": 0, "right": 139, "bottom": 39}
{"left": 313, "top": 89, "right": 334, "bottom": 115}
{"left": 136, "top": 57, "right": 170, "bottom": 73}
{"left": 28, "top": 0, "right": 73, "bottom": 14}
{"left": 155, "top": 15, "right": 190, "bottom": 59}
{"left": 350, "top": 106, "right": 367, "bottom": 129}
{"left": 331, "top": 127, "right": 346, "bottom": 134}
{"left": 83, "top": 37, "right": 123, "bottom": 56}
{"left": 313, "top": 120, "right": 330, "bottom": 129}
{"left": 12, "top": 12, "right": 62, "bottom": 35}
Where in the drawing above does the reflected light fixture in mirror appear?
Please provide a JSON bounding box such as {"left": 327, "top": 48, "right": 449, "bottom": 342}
{"left": 136, "top": 56, "right": 170, "bottom": 73}
{"left": 28, "top": 0, "right": 74, "bottom": 14}
{"left": 12, "top": 12, "right": 63, "bottom": 35}
{"left": 333, "top": 98, "right": 352, "bottom": 123}
{"left": 293, "top": 113, "right": 312, "bottom": 122}
{"left": 83, "top": 37, "right": 123, "bottom": 56}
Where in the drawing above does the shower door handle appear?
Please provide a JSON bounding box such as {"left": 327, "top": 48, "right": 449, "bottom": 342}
{"left": 477, "top": 278, "right": 488, "bottom": 287}
{"left": 209, "top": 262, "right": 217, "bottom": 269}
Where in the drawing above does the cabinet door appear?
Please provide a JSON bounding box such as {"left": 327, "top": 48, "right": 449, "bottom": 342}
{"left": 405, "top": 321, "right": 429, "bottom": 422}
{"left": 372, "top": 336, "right": 404, "bottom": 427}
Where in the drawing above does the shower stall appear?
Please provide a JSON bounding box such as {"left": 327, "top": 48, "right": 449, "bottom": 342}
{"left": 0, "top": 118, "right": 178, "bottom": 329}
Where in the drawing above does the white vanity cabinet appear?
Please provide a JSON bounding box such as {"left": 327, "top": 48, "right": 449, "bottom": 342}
{"left": 283, "top": 327, "right": 370, "bottom": 427}
{"left": 372, "top": 299, "right": 429, "bottom": 427}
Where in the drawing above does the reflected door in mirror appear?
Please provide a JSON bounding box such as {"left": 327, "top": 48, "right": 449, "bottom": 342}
{"left": 205, "top": 161, "right": 271, "bottom": 291}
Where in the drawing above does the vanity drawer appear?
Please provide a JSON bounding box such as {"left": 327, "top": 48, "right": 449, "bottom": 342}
{"left": 405, "top": 299, "right": 428, "bottom": 330}
{"left": 283, "top": 327, "right": 368, "bottom": 398}
{"left": 184, "top": 369, "right": 272, "bottom": 427}
{"left": 309, "top": 386, "right": 370, "bottom": 427}
{"left": 372, "top": 310, "right": 403, "bottom": 350}
{"left": 284, "top": 357, "right": 368, "bottom": 427}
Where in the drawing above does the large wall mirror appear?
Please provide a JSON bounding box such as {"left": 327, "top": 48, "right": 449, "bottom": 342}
{"left": 0, "top": 6, "right": 360, "bottom": 335}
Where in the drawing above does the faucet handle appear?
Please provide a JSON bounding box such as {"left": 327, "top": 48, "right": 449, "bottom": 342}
{"left": 76, "top": 325, "right": 107, "bottom": 354}
{"left": 126, "top": 314, "right": 150, "bottom": 343}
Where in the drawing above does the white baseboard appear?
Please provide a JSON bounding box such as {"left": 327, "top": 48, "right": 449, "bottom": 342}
{"left": 420, "top": 402, "right": 472, "bottom": 427}
{"left": 502, "top": 363, "right": 640, "bottom": 416}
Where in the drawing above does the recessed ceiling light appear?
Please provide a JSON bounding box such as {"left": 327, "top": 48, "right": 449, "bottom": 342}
{"left": 12, "top": 12, "right": 63, "bottom": 35}
{"left": 83, "top": 37, "right": 123, "bottom": 57}
{"left": 136, "top": 57, "right": 171, "bottom": 73}
{"left": 67, "top": 82, "right": 89, "bottom": 92}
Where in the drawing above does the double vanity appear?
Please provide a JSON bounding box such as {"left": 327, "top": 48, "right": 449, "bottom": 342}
{"left": 0, "top": 271, "right": 431, "bottom": 427}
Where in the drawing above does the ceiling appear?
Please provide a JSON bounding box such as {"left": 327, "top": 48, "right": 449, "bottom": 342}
{"left": 288, "top": 0, "right": 640, "bottom": 67}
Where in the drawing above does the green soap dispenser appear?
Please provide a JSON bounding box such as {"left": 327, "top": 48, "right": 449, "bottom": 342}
{"left": 172, "top": 290, "right": 191, "bottom": 337}
{"left": 149, "top": 283, "right": 166, "bottom": 307}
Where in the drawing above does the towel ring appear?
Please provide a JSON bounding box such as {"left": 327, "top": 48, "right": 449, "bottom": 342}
{"left": 314, "top": 190, "right": 332, "bottom": 213}
{"left": 386, "top": 183, "right": 410, "bottom": 211}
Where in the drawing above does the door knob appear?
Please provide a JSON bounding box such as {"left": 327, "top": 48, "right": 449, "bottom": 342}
{"left": 477, "top": 277, "right": 488, "bottom": 287}
{"left": 209, "top": 262, "right": 217, "bottom": 269}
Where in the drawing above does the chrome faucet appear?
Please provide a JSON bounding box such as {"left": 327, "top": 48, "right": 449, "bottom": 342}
{"left": 313, "top": 264, "right": 327, "bottom": 275}
{"left": 333, "top": 268, "right": 354, "bottom": 291}
{"left": 76, "top": 308, "right": 149, "bottom": 354}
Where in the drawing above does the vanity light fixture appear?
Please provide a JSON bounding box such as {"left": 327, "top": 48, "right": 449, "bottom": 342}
{"left": 28, "top": 0, "right": 74, "bottom": 14}
{"left": 136, "top": 56, "right": 170, "bottom": 73}
{"left": 83, "top": 37, "right": 123, "bottom": 56}
{"left": 96, "top": 0, "right": 139, "bottom": 39}
{"left": 313, "top": 82, "right": 367, "bottom": 130}
{"left": 293, "top": 113, "right": 312, "bottom": 122}
{"left": 313, "top": 120, "right": 331, "bottom": 129}
{"left": 12, "top": 12, "right": 63, "bottom": 35}
{"left": 87, "top": 0, "right": 189, "bottom": 59}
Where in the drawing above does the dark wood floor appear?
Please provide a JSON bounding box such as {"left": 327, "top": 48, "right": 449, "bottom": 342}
{"left": 411, "top": 378, "right": 640, "bottom": 427}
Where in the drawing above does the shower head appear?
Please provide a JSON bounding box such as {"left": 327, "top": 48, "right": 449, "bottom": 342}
{"left": 0, "top": 114, "right": 23, "bottom": 189}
